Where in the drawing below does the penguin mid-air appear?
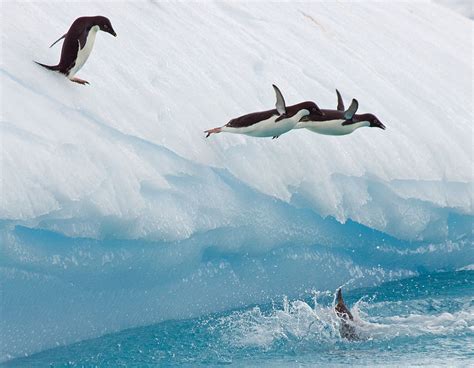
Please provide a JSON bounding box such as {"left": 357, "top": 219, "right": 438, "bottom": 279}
{"left": 35, "top": 16, "right": 117, "bottom": 85}
{"left": 296, "top": 89, "right": 386, "bottom": 135}
{"left": 205, "top": 84, "right": 323, "bottom": 139}
{"left": 335, "top": 288, "right": 359, "bottom": 341}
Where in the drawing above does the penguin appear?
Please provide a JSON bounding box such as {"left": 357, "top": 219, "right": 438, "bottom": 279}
{"left": 335, "top": 288, "right": 359, "bottom": 341}
{"left": 296, "top": 89, "right": 386, "bottom": 135}
{"left": 205, "top": 84, "right": 323, "bottom": 139}
{"left": 35, "top": 16, "right": 117, "bottom": 85}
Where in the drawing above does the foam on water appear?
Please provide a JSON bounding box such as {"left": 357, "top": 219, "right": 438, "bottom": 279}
{"left": 216, "top": 290, "right": 474, "bottom": 351}
{"left": 5, "top": 271, "right": 473, "bottom": 367}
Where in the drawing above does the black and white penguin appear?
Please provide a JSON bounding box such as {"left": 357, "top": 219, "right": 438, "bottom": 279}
{"left": 35, "top": 16, "right": 116, "bottom": 85}
{"left": 335, "top": 288, "right": 359, "bottom": 341}
{"left": 205, "top": 84, "right": 323, "bottom": 139}
{"left": 296, "top": 89, "right": 386, "bottom": 135}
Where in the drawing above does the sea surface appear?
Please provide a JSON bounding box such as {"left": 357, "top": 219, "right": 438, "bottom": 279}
{"left": 5, "top": 269, "right": 473, "bottom": 367}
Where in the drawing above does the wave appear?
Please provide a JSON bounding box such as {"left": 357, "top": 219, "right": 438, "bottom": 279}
{"left": 216, "top": 291, "right": 474, "bottom": 350}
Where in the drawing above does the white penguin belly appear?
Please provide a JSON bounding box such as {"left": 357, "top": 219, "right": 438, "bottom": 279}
{"left": 68, "top": 26, "right": 99, "bottom": 78}
{"left": 224, "top": 109, "right": 309, "bottom": 137}
{"left": 243, "top": 116, "right": 296, "bottom": 137}
{"left": 298, "top": 120, "right": 369, "bottom": 136}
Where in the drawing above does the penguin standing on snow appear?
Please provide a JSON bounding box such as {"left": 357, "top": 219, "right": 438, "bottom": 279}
{"left": 35, "top": 16, "right": 117, "bottom": 85}
{"left": 296, "top": 89, "right": 386, "bottom": 135}
{"left": 205, "top": 84, "right": 323, "bottom": 139}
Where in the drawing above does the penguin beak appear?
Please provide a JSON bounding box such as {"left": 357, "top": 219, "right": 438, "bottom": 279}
{"left": 107, "top": 27, "right": 117, "bottom": 37}
{"left": 371, "top": 119, "right": 385, "bottom": 130}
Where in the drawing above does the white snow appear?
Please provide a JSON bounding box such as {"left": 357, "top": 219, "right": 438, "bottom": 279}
{"left": 434, "top": 0, "right": 474, "bottom": 19}
{"left": 1, "top": 1, "right": 472, "bottom": 242}
{"left": 0, "top": 0, "right": 472, "bottom": 362}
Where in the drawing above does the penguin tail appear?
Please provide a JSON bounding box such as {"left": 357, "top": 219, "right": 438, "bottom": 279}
{"left": 204, "top": 127, "right": 222, "bottom": 138}
{"left": 34, "top": 61, "right": 60, "bottom": 71}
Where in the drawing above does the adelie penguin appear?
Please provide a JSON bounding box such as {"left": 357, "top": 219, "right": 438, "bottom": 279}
{"left": 35, "top": 16, "right": 117, "bottom": 85}
{"left": 335, "top": 288, "right": 359, "bottom": 341}
{"left": 205, "top": 85, "right": 323, "bottom": 139}
{"left": 296, "top": 89, "right": 386, "bottom": 135}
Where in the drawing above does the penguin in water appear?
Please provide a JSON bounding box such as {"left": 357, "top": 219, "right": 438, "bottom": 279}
{"left": 335, "top": 288, "right": 359, "bottom": 341}
{"left": 205, "top": 84, "right": 323, "bottom": 139}
{"left": 296, "top": 89, "right": 386, "bottom": 135}
{"left": 35, "top": 16, "right": 117, "bottom": 85}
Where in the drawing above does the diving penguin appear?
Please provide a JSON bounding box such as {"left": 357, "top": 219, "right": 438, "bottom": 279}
{"left": 296, "top": 89, "right": 386, "bottom": 135}
{"left": 335, "top": 288, "right": 359, "bottom": 341}
{"left": 205, "top": 84, "right": 323, "bottom": 139}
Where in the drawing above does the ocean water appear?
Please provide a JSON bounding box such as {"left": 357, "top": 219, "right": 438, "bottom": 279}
{"left": 5, "top": 269, "right": 473, "bottom": 367}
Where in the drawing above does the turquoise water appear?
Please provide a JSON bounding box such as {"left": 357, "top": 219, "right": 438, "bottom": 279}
{"left": 5, "top": 270, "right": 473, "bottom": 367}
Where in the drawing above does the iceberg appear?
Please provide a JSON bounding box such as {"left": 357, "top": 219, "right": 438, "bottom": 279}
{"left": 0, "top": 1, "right": 472, "bottom": 361}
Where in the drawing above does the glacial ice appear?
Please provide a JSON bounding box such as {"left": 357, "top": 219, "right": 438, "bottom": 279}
{"left": 0, "top": 1, "right": 472, "bottom": 361}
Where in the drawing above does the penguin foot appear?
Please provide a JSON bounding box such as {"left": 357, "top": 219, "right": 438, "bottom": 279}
{"left": 204, "top": 127, "right": 222, "bottom": 138}
{"left": 70, "top": 77, "right": 89, "bottom": 85}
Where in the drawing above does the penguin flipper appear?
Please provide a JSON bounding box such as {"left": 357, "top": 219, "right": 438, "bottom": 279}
{"left": 272, "top": 84, "right": 287, "bottom": 115}
{"left": 78, "top": 30, "right": 88, "bottom": 49}
{"left": 343, "top": 99, "right": 358, "bottom": 120}
{"left": 49, "top": 34, "right": 67, "bottom": 48}
{"left": 336, "top": 89, "right": 345, "bottom": 111}
{"left": 274, "top": 114, "right": 288, "bottom": 123}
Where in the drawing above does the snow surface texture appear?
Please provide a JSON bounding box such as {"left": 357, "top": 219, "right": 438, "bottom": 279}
{"left": 1, "top": 1, "right": 472, "bottom": 361}
{"left": 434, "top": 0, "right": 474, "bottom": 19}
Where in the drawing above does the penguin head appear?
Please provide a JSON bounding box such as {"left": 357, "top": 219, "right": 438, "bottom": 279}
{"left": 94, "top": 16, "right": 117, "bottom": 37}
{"left": 358, "top": 113, "right": 386, "bottom": 130}
{"left": 298, "top": 101, "right": 324, "bottom": 121}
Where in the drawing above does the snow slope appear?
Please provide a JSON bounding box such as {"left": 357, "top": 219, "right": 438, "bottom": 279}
{"left": 434, "top": 0, "right": 474, "bottom": 19}
{"left": 1, "top": 1, "right": 472, "bottom": 361}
